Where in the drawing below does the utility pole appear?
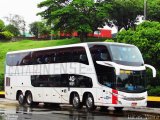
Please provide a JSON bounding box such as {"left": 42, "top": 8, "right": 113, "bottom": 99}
{"left": 144, "top": 0, "right": 147, "bottom": 20}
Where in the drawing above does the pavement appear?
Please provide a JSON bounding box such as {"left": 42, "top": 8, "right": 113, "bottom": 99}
{"left": 0, "top": 98, "right": 160, "bottom": 115}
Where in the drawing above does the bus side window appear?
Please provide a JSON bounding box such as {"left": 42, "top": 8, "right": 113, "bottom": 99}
{"left": 6, "top": 54, "right": 15, "bottom": 66}
{"left": 18, "top": 52, "right": 31, "bottom": 65}
{"left": 90, "top": 45, "right": 111, "bottom": 61}
{"left": 44, "top": 56, "right": 51, "bottom": 64}
{"left": 79, "top": 76, "right": 93, "bottom": 88}
{"left": 68, "top": 75, "right": 92, "bottom": 88}
{"left": 54, "top": 51, "right": 60, "bottom": 63}
{"left": 61, "top": 74, "right": 69, "bottom": 87}
{"left": 72, "top": 47, "right": 89, "bottom": 65}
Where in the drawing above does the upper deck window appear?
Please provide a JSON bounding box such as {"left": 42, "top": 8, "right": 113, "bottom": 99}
{"left": 89, "top": 45, "right": 111, "bottom": 61}
{"left": 6, "top": 47, "right": 89, "bottom": 66}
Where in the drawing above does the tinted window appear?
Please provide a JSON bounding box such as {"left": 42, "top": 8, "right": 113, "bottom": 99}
{"left": 89, "top": 45, "right": 115, "bottom": 88}
{"left": 31, "top": 50, "right": 55, "bottom": 64}
{"left": 20, "top": 52, "right": 31, "bottom": 65}
{"left": 55, "top": 48, "right": 72, "bottom": 63}
{"left": 31, "top": 75, "right": 64, "bottom": 87}
{"left": 6, "top": 47, "right": 89, "bottom": 66}
{"left": 6, "top": 52, "right": 31, "bottom": 66}
{"left": 72, "top": 47, "right": 89, "bottom": 65}
{"left": 89, "top": 45, "right": 111, "bottom": 61}
{"left": 31, "top": 74, "right": 92, "bottom": 88}
{"left": 69, "top": 75, "right": 92, "bottom": 88}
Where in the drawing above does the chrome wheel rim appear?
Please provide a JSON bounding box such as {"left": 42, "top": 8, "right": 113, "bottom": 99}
{"left": 18, "top": 94, "right": 24, "bottom": 104}
{"left": 27, "top": 94, "right": 32, "bottom": 104}
{"left": 73, "top": 96, "right": 79, "bottom": 107}
{"left": 86, "top": 97, "right": 93, "bottom": 108}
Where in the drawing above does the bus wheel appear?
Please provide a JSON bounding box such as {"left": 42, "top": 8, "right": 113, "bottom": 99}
{"left": 25, "top": 92, "right": 33, "bottom": 106}
{"left": 114, "top": 107, "right": 123, "bottom": 111}
{"left": 85, "top": 93, "right": 96, "bottom": 111}
{"left": 72, "top": 93, "right": 82, "bottom": 109}
{"left": 17, "top": 92, "right": 25, "bottom": 105}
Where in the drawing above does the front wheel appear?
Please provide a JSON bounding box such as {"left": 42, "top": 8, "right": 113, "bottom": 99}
{"left": 72, "top": 93, "right": 82, "bottom": 109}
{"left": 85, "top": 94, "right": 96, "bottom": 111}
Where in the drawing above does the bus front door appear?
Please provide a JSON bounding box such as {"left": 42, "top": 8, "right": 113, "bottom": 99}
{"left": 102, "top": 87, "right": 112, "bottom": 105}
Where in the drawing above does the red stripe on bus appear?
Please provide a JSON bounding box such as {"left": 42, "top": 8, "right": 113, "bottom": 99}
{"left": 112, "top": 89, "right": 118, "bottom": 104}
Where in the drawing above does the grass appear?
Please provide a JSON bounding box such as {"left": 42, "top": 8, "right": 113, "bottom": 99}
{"left": 0, "top": 38, "right": 80, "bottom": 74}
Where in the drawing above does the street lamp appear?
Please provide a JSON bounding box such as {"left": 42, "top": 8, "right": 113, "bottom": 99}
{"left": 144, "top": 0, "right": 147, "bottom": 20}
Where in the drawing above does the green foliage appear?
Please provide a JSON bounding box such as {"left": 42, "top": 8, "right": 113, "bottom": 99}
{"left": 147, "top": 0, "right": 160, "bottom": 21}
{"left": 4, "top": 14, "right": 26, "bottom": 36}
{"left": 0, "top": 19, "right": 5, "bottom": 32}
{"left": 38, "top": 0, "right": 111, "bottom": 42}
{"left": 148, "top": 86, "right": 160, "bottom": 96}
{"left": 5, "top": 24, "right": 20, "bottom": 37}
{"left": 105, "top": 39, "right": 114, "bottom": 42}
{"left": 29, "top": 21, "right": 51, "bottom": 39}
{"left": 109, "top": 0, "right": 143, "bottom": 30}
{"left": 0, "top": 31, "right": 14, "bottom": 41}
{"left": 0, "top": 73, "right": 4, "bottom": 90}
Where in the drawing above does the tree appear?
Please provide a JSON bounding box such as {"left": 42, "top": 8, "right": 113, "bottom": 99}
{"left": 0, "top": 31, "right": 14, "bottom": 41}
{"left": 38, "top": 0, "right": 111, "bottom": 42}
{"left": 147, "top": 0, "right": 160, "bottom": 21}
{"left": 4, "top": 14, "right": 26, "bottom": 36}
{"left": 0, "top": 19, "right": 5, "bottom": 32}
{"left": 5, "top": 24, "right": 20, "bottom": 37}
{"left": 29, "top": 21, "right": 51, "bottom": 39}
{"left": 108, "top": 0, "right": 143, "bottom": 30}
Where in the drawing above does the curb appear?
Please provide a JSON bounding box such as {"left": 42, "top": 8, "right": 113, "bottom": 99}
{"left": 0, "top": 91, "right": 5, "bottom": 98}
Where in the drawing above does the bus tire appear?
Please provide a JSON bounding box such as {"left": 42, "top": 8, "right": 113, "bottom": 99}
{"left": 85, "top": 93, "right": 96, "bottom": 111}
{"left": 72, "top": 93, "right": 82, "bottom": 109}
{"left": 17, "top": 92, "right": 25, "bottom": 105}
{"left": 25, "top": 92, "right": 33, "bottom": 106}
{"left": 114, "top": 107, "right": 123, "bottom": 111}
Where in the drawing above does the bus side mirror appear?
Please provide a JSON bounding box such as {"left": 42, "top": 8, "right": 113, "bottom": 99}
{"left": 144, "top": 64, "right": 156, "bottom": 78}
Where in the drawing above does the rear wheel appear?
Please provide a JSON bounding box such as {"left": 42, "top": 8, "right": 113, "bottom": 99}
{"left": 85, "top": 93, "right": 96, "bottom": 111}
{"left": 17, "top": 92, "right": 25, "bottom": 105}
{"left": 25, "top": 92, "right": 33, "bottom": 106}
{"left": 72, "top": 93, "right": 82, "bottom": 109}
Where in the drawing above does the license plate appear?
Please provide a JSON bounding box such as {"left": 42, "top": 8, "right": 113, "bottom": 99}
{"left": 131, "top": 102, "right": 137, "bottom": 107}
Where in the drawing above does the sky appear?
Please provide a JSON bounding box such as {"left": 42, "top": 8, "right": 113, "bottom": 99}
{"left": 0, "top": 0, "right": 44, "bottom": 30}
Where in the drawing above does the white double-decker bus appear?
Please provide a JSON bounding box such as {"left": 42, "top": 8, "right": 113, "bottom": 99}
{"left": 5, "top": 42, "right": 156, "bottom": 111}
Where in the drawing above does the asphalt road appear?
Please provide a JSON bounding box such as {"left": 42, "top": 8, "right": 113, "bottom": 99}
{"left": 0, "top": 99, "right": 159, "bottom": 120}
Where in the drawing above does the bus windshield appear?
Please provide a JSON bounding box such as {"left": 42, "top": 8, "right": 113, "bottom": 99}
{"left": 109, "top": 45, "right": 144, "bottom": 66}
{"left": 116, "top": 70, "right": 146, "bottom": 93}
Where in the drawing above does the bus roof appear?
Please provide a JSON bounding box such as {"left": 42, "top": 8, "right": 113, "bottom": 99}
{"left": 7, "top": 42, "right": 135, "bottom": 54}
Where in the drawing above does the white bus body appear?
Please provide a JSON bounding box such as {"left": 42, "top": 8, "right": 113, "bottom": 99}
{"left": 5, "top": 42, "right": 156, "bottom": 110}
